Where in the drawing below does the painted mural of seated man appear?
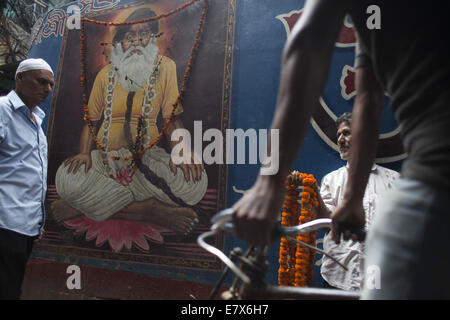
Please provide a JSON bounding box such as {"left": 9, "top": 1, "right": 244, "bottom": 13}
{"left": 311, "top": 112, "right": 399, "bottom": 291}
{"left": 52, "top": 7, "right": 207, "bottom": 235}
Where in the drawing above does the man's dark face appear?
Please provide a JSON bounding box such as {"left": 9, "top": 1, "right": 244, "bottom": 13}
{"left": 121, "top": 23, "right": 152, "bottom": 53}
{"left": 15, "top": 69, "right": 54, "bottom": 109}
{"left": 337, "top": 121, "right": 351, "bottom": 160}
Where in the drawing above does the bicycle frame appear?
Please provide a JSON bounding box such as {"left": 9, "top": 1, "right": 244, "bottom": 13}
{"left": 217, "top": 245, "right": 359, "bottom": 300}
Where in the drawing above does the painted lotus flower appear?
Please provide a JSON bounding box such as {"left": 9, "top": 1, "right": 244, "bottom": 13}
{"left": 63, "top": 217, "right": 166, "bottom": 252}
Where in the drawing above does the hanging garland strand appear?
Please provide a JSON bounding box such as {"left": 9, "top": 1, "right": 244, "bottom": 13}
{"left": 278, "top": 171, "right": 319, "bottom": 287}
{"left": 82, "top": 0, "right": 202, "bottom": 26}
{"left": 278, "top": 181, "right": 299, "bottom": 286}
{"left": 79, "top": 0, "right": 208, "bottom": 172}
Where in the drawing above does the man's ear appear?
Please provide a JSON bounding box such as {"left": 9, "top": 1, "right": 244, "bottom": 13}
{"left": 15, "top": 73, "right": 24, "bottom": 91}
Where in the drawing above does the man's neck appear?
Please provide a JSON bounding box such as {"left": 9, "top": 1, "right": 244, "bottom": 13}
{"left": 346, "top": 162, "right": 376, "bottom": 171}
{"left": 15, "top": 90, "right": 35, "bottom": 111}
{"left": 14, "top": 90, "right": 37, "bottom": 122}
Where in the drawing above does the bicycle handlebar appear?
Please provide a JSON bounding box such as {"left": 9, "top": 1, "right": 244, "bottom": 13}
{"left": 197, "top": 208, "right": 365, "bottom": 299}
{"left": 210, "top": 208, "right": 366, "bottom": 241}
{"left": 198, "top": 209, "right": 339, "bottom": 284}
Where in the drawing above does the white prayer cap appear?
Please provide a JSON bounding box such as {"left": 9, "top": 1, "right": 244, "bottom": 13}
{"left": 15, "top": 58, "right": 54, "bottom": 77}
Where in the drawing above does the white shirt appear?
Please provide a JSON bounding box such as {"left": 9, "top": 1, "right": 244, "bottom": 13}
{"left": 0, "top": 91, "right": 47, "bottom": 236}
{"left": 319, "top": 163, "right": 399, "bottom": 291}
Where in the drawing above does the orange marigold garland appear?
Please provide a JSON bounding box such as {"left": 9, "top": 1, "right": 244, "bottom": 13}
{"left": 278, "top": 181, "right": 299, "bottom": 286}
{"left": 278, "top": 171, "right": 319, "bottom": 287}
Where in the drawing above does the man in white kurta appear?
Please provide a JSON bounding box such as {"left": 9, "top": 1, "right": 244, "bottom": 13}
{"left": 319, "top": 163, "right": 399, "bottom": 290}
{"left": 317, "top": 113, "right": 399, "bottom": 291}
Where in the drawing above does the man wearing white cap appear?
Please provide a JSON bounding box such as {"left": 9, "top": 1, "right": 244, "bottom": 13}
{"left": 0, "top": 58, "right": 54, "bottom": 299}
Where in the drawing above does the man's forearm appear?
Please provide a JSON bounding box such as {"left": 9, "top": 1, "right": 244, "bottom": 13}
{"left": 165, "top": 115, "right": 184, "bottom": 150}
{"left": 264, "top": 0, "right": 349, "bottom": 184}
{"left": 344, "top": 64, "right": 384, "bottom": 201}
{"left": 79, "top": 123, "right": 96, "bottom": 154}
{"left": 315, "top": 192, "right": 332, "bottom": 218}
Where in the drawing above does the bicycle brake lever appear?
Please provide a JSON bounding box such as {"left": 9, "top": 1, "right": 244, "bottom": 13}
{"left": 337, "top": 222, "right": 366, "bottom": 241}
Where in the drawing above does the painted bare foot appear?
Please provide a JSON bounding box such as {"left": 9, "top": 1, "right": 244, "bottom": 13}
{"left": 116, "top": 198, "right": 199, "bottom": 235}
{"left": 153, "top": 205, "right": 199, "bottom": 235}
{"left": 51, "top": 199, "right": 84, "bottom": 224}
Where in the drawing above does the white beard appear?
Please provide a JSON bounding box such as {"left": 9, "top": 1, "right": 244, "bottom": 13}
{"left": 110, "top": 39, "right": 158, "bottom": 92}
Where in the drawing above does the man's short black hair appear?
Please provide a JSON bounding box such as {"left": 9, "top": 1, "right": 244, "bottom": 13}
{"left": 113, "top": 7, "right": 159, "bottom": 44}
{"left": 336, "top": 112, "right": 352, "bottom": 127}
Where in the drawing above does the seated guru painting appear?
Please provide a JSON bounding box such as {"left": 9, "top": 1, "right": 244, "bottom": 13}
{"left": 37, "top": 0, "right": 233, "bottom": 271}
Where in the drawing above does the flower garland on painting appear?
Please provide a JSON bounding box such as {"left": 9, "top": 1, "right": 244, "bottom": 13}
{"left": 79, "top": 0, "right": 208, "bottom": 178}
{"left": 278, "top": 171, "right": 319, "bottom": 287}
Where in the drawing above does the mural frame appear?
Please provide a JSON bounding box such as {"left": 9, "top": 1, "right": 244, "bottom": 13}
{"left": 34, "top": 0, "right": 236, "bottom": 272}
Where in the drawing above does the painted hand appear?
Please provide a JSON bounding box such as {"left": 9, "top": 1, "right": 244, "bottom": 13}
{"left": 64, "top": 153, "right": 92, "bottom": 174}
{"left": 169, "top": 149, "right": 204, "bottom": 183}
